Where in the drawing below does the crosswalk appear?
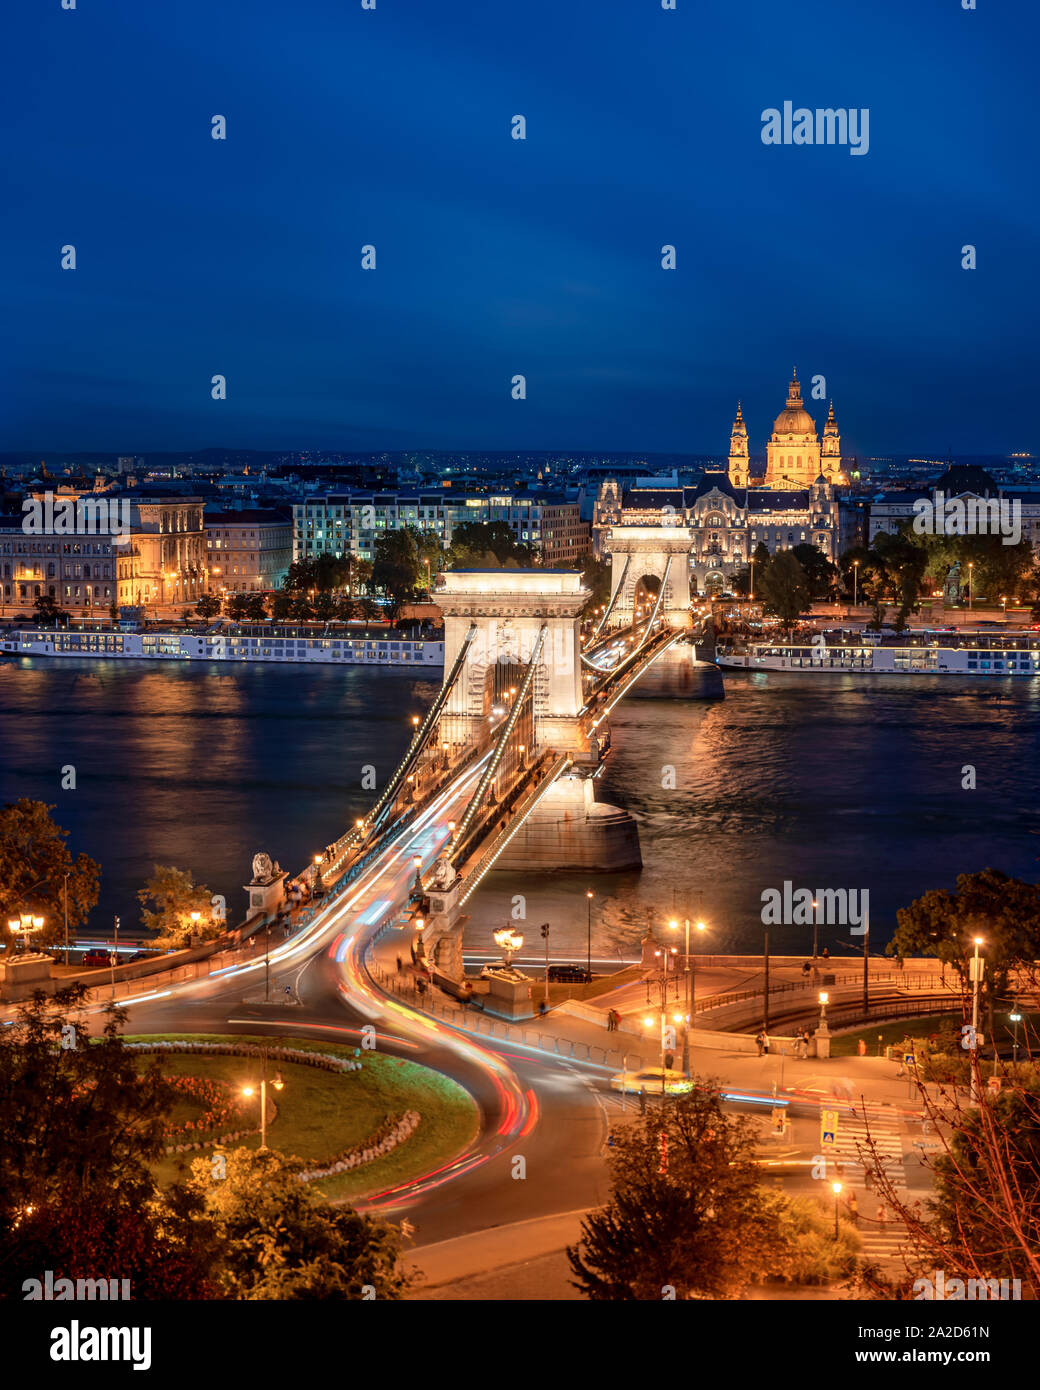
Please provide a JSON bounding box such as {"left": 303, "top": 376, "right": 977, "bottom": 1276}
{"left": 827, "top": 1103, "right": 907, "bottom": 1190}
{"left": 826, "top": 1103, "right": 910, "bottom": 1267}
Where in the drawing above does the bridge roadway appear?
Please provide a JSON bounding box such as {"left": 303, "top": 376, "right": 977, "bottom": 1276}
{"left": 50, "top": 621, "right": 700, "bottom": 1250}
{"left": 96, "top": 750, "right": 615, "bottom": 1247}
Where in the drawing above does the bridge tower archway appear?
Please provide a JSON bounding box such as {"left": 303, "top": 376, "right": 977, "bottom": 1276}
{"left": 602, "top": 526, "right": 694, "bottom": 629}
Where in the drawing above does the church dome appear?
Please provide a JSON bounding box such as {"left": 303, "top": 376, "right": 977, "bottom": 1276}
{"left": 771, "top": 370, "right": 817, "bottom": 438}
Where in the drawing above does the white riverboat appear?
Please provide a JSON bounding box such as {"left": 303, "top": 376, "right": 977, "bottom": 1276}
{"left": 0, "top": 625, "right": 445, "bottom": 669}
{"left": 716, "top": 629, "right": 1040, "bottom": 676}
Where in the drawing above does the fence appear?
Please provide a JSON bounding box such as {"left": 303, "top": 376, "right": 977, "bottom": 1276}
{"left": 366, "top": 958, "right": 645, "bottom": 1071}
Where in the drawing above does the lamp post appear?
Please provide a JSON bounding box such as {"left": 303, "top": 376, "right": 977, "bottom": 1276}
{"left": 585, "top": 889, "right": 594, "bottom": 982}
{"left": 653, "top": 946, "right": 678, "bottom": 1101}
{"left": 669, "top": 917, "right": 706, "bottom": 1077}
{"left": 749, "top": 555, "right": 755, "bottom": 602}
{"left": 63, "top": 872, "right": 70, "bottom": 967}
{"left": 540, "top": 923, "right": 550, "bottom": 1007}
{"left": 1010, "top": 1010, "right": 1022, "bottom": 1066}
{"left": 242, "top": 1051, "right": 284, "bottom": 1151}
{"left": 852, "top": 560, "right": 859, "bottom": 610}
{"left": 111, "top": 914, "right": 120, "bottom": 997}
{"left": 967, "top": 562, "right": 973, "bottom": 611}
{"left": 862, "top": 897, "right": 870, "bottom": 1018}
{"left": 969, "top": 936, "right": 984, "bottom": 1103}
{"left": 763, "top": 925, "right": 770, "bottom": 1034}
{"left": 832, "top": 1181, "right": 843, "bottom": 1240}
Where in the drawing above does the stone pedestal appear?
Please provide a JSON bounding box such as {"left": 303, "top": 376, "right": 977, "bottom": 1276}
{"left": 482, "top": 968, "right": 535, "bottom": 1020}
{"left": 421, "top": 878, "right": 465, "bottom": 982}
{"left": 0, "top": 952, "right": 53, "bottom": 1002}
{"left": 244, "top": 870, "right": 288, "bottom": 924}
{"left": 814, "top": 1020, "right": 831, "bottom": 1059}
{"left": 494, "top": 772, "right": 641, "bottom": 871}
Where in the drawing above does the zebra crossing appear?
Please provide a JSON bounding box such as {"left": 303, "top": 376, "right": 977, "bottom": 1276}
{"left": 826, "top": 1102, "right": 907, "bottom": 1191}
{"left": 825, "top": 1103, "right": 910, "bottom": 1268}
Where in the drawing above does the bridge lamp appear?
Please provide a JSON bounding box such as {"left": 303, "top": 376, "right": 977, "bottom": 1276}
{"left": 411, "top": 715, "right": 420, "bottom": 728}
{"left": 356, "top": 818, "right": 364, "bottom": 829}
{"left": 493, "top": 927, "right": 523, "bottom": 967}
{"left": 818, "top": 991, "right": 829, "bottom": 1024}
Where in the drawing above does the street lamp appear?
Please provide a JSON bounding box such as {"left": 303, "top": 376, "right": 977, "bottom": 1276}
{"left": 969, "top": 936, "right": 985, "bottom": 1103}
{"left": 669, "top": 917, "right": 706, "bottom": 1076}
{"left": 63, "top": 872, "right": 71, "bottom": 967}
{"left": 585, "top": 889, "right": 594, "bottom": 982}
{"left": 832, "top": 1180, "right": 843, "bottom": 1240}
{"left": 242, "top": 1053, "right": 284, "bottom": 1150}
{"left": 852, "top": 560, "right": 859, "bottom": 610}
{"left": 967, "top": 562, "right": 974, "bottom": 611}
{"left": 1009, "top": 1010, "right": 1023, "bottom": 1065}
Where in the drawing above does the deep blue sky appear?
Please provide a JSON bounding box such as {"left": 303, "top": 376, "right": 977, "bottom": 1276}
{"left": 2, "top": 0, "right": 1036, "bottom": 456}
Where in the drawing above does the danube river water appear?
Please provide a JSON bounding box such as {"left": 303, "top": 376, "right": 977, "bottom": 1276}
{"left": 1, "top": 658, "right": 1037, "bottom": 959}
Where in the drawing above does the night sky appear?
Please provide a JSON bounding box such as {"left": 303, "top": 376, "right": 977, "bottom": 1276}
{"left": 3, "top": 0, "right": 1036, "bottom": 456}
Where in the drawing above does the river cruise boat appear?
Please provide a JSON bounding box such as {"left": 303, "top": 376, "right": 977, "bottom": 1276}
{"left": 716, "top": 629, "right": 1040, "bottom": 676}
{"left": 0, "top": 624, "right": 444, "bottom": 669}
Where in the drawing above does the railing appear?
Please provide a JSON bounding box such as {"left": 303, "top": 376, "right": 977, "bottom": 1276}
{"left": 366, "top": 958, "right": 645, "bottom": 1071}
{"left": 692, "top": 971, "right": 957, "bottom": 1017}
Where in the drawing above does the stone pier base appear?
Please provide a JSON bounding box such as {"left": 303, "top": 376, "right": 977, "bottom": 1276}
{"left": 495, "top": 772, "right": 641, "bottom": 872}
{"left": 628, "top": 644, "right": 724, "bottom": 700}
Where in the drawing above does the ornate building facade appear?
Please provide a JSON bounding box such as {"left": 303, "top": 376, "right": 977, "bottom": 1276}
{"left": 592, "top": 371, "right": 845, "bottom": 595}
{"left": 732, "top": 370, "right": 846, "bottom": 490}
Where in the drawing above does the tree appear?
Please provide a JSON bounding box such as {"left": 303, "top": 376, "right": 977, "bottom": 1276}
{"left": 312, "top": 591, "right": 337, "bottom": 623}
{"left": 32, "top": 593, "right": 67, "bottom": 628}
{"left": 0, "top": 986, "right": 216, "bottom": 1300}
{"left": 372, "top": 529, "right": 422, "bottom": 612}
{"left": 580, "top": 556, "right": 612, "bottom": 618}
{"left": 567, "top": 1087, "right": 789, "bottom": 1299}
{"left": 194, "top": 593, "right": 221, "bottom": 620}
{"left": 244, "top": 592, "right": 269, "bottom": 622}
{"left": 791, "top": 543, "right": 838, "bottom": 601}
{"left": 756, "top": 550, "right": 811, "bottom": 630}
{"left": 187, "top": 1147, "right": 412, "bottom": 1299}
{"left": 270, "top": 589, "right": 293, "bottom": 621}
{"left": 226, "top": 593, "right": 251, "bottom": 622}
{"left": 0, "top": 800, "right": 100, "bottom": 948}
{"left": 447, "top": 521, "right": 535, "bottom": 569}
{"left": 873, "top": 529, "right": 928, "bottom": 625}
{"left": 888, "top": 869, "right": 1040, "bottom": 1008}
{"left": 138, "top": 865, "right": 219, "bottom": 949}
{"left": 837, "top": 545, "right": 884, "bottom": 603}
{"left": 858, "top": 1055, "right": 1040, "bottom": 1299}
{"left": 289, "top": 593, "right": 315, "bottom": 623}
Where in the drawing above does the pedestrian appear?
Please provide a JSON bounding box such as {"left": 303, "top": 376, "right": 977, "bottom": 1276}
{"left": 864, "top": 1167, "right": 875, "bottom": 1191}
{"left": 664, "top": 1050, "right": 674, "bottom": 1071}
{"left": 847, "top": 1193, "right": 859, "bottom": 1226}
{"left": 822, "top": 947, "right": 830, "bottom": 962}
{"left": 605, "top": 1009, "right": 614, "bottom": 1032}
{"left": 876, "top": 1203, "right": 887, "bottom": 1226}
{"left": 638, "top": 1086, "right": 647, "bottom": 1115}
{"left": 396, "top": 955, "right": 403, "bottom": 973}
{"left": 762, "top": 1031, "right": 771, "bottom": 1056}
{"left": 755, "top": 1030, "right": 765, "bottom": 1057}
{"left": 538, "top": 998, "right": 548, "bottom": 1017}
{"left": 801, "top": 961, "right": 811, "bottom": 979}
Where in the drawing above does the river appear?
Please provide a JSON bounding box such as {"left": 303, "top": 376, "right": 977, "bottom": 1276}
{"left": 1, "top": 658, "right": 1036, "bottom": 961}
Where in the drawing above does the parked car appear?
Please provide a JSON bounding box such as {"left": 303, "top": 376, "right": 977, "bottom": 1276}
{"left": 610, "top": 1067, "right": 693, "bottom": 1097}
{"left": 127, "top": 950, "right": 158, "bottom": 963}
{"left": 547, "top": 963, "right": 593, "bottom": 983}
{"left": 80, "top": 949, "right": 112, "bottom": 967}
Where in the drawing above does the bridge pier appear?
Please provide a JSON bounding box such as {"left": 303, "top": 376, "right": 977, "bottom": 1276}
{"left": 494, "top": 771, "right": 641, "bottom": 872}
{"left": 627, "top": 644, "right": 725, "bottom": 700}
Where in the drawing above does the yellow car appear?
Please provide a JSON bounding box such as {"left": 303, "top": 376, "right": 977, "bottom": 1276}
{"left": 609, "top": 1067, "right": 693, "bottom": 1096}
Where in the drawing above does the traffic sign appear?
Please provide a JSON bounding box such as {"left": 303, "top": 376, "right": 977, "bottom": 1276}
{"left": 903, "top": 1052, "right": 914, "bottom": 1066}
{"left": 821, "top": 1108, "right": 839, "bottom": 1146}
